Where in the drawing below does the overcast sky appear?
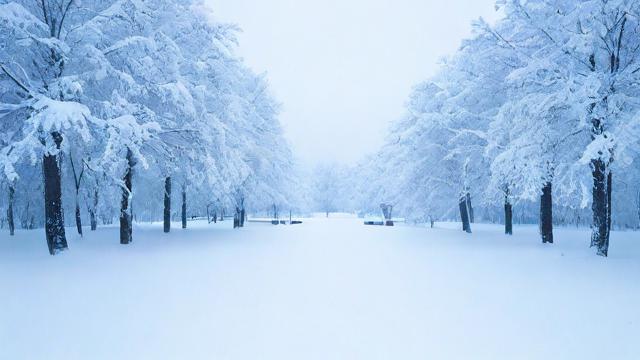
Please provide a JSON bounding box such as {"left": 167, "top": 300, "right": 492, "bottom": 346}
{"left": 206, "top": 0, "right": 500, "bottom": 166}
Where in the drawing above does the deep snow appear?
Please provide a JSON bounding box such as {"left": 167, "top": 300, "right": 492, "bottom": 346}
{"left": 1, "top": 218, "right": 639, "bottom": 359}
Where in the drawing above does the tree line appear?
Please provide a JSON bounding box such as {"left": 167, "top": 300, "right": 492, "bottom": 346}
{"left": 349, "top": 0, "right": 640, "bottom": 257}
{"left": 0, "top": 0, "right": 296, "bottom": 254}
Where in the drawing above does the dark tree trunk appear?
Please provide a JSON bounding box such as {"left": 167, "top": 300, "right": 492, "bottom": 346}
{"left": 69, "top": 155, "right": 85, "bottom": 236}
{"left": 120, "top": 149, "right": 134, "bottom": 245}
{"left": 21, "top": 202, "right": 30, "bottom": 229}
{"left": 181, "top": 185, "right": 187, "bottom": 229}
{"left": 7, "top": 185, "right": 15, "bottom": 236}
{"left": 466, "top": 192, "right": 474, "bottom": 223}
{"left": 505, "top": 196, "right": 513, "bottom": 235}
{"left": 163, "top": 176, "right": 171, "bottom": 233}
{"left": 89, "top": 210, "right": 97, "bottom": 231}
{"left": 589, "top": 110, "right": 612, "bottom": 256}
{"left": 233, "top": 209, "right": 237, "bottom": 228}
{"left": 233, "top": 207, "right": 240, "bottom": 228}
{"left": 75, "top": 201, "right": 82, "bottom": 237}
{"left": 459, "top": 195, "right": 471, "bottom": 233}
{"left": 43, "top": 132, "right": 67, "bottom": 255}
{"left": 213, "top": 211, "right": 217, "bottom": 224}
{"left": 240, "top": 208, "right": 246, "bottom": 227}
{"left": 90, "top": 188, "right": 98, "bottom": 231}
{"left": 590, "top": 159, "right": 608, "bottom": 255}
{"left": 540, "top": 182, "right": 553, "bottom": 244}
{"left": 607, "top": 171, "right": 612, "bottom": 234}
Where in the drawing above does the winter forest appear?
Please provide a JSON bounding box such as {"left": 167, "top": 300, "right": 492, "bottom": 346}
{"left": 0, "top": 0, "right": 296, "bottom": 253}
{"left": 2, "top": 1, "right": 640, "bottom": 359}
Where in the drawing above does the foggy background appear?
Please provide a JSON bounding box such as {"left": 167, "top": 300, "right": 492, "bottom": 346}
{"left": 207, "top": 0, "right": 500, "bottom": 165}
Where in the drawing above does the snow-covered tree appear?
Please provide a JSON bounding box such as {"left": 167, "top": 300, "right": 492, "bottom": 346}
{"left": 492, "top": 0, "right": 640, "bottom": 255}
{"left": 1, "top": 0, "right": 295, "bottom": 253}
{"left": 363, "top": 0, "right": 640, "bottom": 256}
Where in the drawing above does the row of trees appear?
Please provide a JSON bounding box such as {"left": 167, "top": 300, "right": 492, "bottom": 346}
{"left": 353, "top": 0, "right": 640, "bottom": 256}
{"left": 0, "top": 0, "right": 295, "bottom": 254}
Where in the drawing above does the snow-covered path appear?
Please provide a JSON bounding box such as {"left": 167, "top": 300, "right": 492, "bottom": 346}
{"left": 1, "top": 219, "right": 639, "bottom": 359}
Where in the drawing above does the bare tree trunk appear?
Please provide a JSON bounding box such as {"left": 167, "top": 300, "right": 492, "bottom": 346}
{"left": 240, "top": 207, "right": 246, "bottom": 227}
{"left": 163, "top": 176, "right": 171, "bottom": 233}
{"left": 459, "top": 194, "right": 471, "bottom": 233}
{"left": 89, "top": 188, "right": 98, "bottom": 231}
{"left": 21, "top": 201, "right": 31, "bottom": 229}
{"left": 590, "top": 159, "right": 608, "bottom": 255}
{"left": 607, "top": 170, "right": 613, "bottom": 238}
{"left": 181, "top": 184, "right": 187, "bottom": 229}
{"left": 466, "top": 192, "right": 474, "bottom": 223}
{"left": 75, "top": 200, "right": 82, "bottom": 237}
{"left": 540, "top": 182, "right": 553, "bottom": 244}
{"left": 233, "top": 207, "right": 240, "bottom": 228}
{"left": 69, "top": 155, "right": 85, "bottom": 237}
{"left": 120, "top": 149, "right": 134, "bottom": 245}
{"left": 7, "top": 185, "right": 15, "bottom": 236}
{"left": 43, "top": 132, "right": 68, "bottom": 255}
{"left": 588, "top": 108, "right": 613, "bottom": 256}
{"left": 504, "top": 195, "right": 513, "bottom": 235}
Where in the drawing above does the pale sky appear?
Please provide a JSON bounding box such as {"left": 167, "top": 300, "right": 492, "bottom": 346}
{"left": 206, "top": 0, "right": 500, "bottom": 166}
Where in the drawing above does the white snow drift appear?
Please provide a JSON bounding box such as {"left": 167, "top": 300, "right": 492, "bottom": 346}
{"left": 1, "top": 219, "right": 638, "bottom": 360}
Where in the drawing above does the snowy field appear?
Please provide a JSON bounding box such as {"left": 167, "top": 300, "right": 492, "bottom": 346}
{"left": 1, "top": 218, "right": 639, "bottom": 360}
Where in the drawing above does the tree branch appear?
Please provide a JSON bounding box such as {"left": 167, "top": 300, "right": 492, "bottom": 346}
{"left": 57, "top": 0, "right": 76, "bottom": 38}
{"left": 0, "top": 64, "right": 32, "bottom": 95}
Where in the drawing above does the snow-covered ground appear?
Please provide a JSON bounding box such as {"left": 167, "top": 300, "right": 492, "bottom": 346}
{"left": 1, "top": 219, "right": 639, "bottom": 360}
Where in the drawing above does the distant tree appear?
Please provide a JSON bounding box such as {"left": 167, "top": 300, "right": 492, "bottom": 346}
{"left": 312, "top": 164, "right": 341, "bottom": 217}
